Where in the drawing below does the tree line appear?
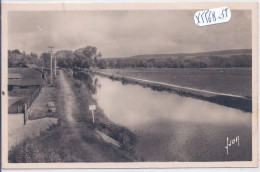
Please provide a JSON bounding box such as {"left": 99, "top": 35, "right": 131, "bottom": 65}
{"left": 8, "top": 46, "right": 102, "bottom": 69}
{"left": 8, "top": 49, "right": 53, "bottom": 68}
{"left": 55, "top": 46, "right": 102, "bottom": 69}
{"left": 8, "top": 50, "right": 41, "bottom": 67}
{"left": 97, "top": 54, "right": 252, "bottom": 69}
{"left": 8, "top": 47, "right": 251, "bottom": 69}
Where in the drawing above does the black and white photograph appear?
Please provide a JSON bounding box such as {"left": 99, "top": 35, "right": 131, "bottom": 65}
{"left": 1, "top": 2, "right": 258, "bottom": 168}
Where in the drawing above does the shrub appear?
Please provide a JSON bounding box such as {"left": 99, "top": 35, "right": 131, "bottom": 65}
{"left": 74, "top": 80, "right": 82, "bottom": 88}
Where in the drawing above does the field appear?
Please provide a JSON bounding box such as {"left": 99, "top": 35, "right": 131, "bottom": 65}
{"left": 97, "top": 68, "right": 252, "bottom": 98}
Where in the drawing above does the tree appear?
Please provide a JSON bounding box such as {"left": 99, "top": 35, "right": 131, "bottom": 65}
{"left": 231, "top": 54, "right": 252, "bottom": 67}
{"left": 40, "top": 53, "right": 51, "bottom": 68}
{"left": 97, "top": 59, "right": 107, "bottom": 69}
{"left": 8, "top": 49, "right": 25, "bottom": 67}
{"left": 74, "top": 46, "right": 102, "bottom": 68}
{"left": 54, "top": 46, "right": 102, "bottom": 69}
{"left": 108, "top": 60, "right": 116, "bottom": 68}
{"left": 8, "top": 49, "right": 42, "bottom": 67}
{"left": 144, "top": 62, "right": 153, "bottom": 68}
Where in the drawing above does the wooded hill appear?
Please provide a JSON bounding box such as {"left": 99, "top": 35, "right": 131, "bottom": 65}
{"left": 98, "top": 49, "right": 252, "bottom": 69}
{"left": 125, "top": 49, "right": 251, "bottom": 60}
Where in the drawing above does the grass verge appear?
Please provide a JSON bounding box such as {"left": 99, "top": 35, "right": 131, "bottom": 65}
{"left": 72, "top": 71, "right": 137, "bottom": 154}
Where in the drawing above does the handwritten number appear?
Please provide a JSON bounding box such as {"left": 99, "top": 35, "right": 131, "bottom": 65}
{"left": 224, "top": 8, "right": 229, "bottom": 17}
{"left": 218, "top": 8, "right": 229, "bottom": 19}
{"left": 205, "top": 10, "right": 209, "bottom": 23}
{"left": 195, "top": 7, "right": 230, "bottom": 26}
{"left": 201, "top": 11, "right": 205, "bottom": 23}
{"left": 218, "top": 10, "right": 222, "bottom": 19}
{"left": 212, "top": 11, "right": 216, "bottom": 21}
{"left": 208, "top": 11, "right": 211, "bottom": 22}
{"left": 195, "top": 13, "right": 200, "bottom": 24}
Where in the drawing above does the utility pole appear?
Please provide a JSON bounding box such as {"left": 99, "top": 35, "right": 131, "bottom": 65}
{"left": 48, "top": 46, "right": 54, "bottom": 85}
{"left": 54, "top": 52, "right": 57, "bottom": 77}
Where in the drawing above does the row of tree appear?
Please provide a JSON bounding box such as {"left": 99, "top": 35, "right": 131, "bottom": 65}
{"left": 8, "top": 50, "right": 41, "bottom": 67}
{"left": 55, "top": 46, "right": 102, "bottom": 69}
{"left": 8, "top": 46, "right": 102, "bottom": 69}
{"left": 8, "top": 49, "right": 54, "bottom": 68}
{"left": 8, "top": 47, "right": 252, "bottom": 69}
{"left": 97, "top": 54, "right": 252, "bottom": 69}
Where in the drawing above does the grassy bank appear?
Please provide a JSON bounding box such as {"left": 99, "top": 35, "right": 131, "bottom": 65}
{"left": 8, "top": 123, "right": 72, "bottom": 163}
{"left": 72, "top": 70, "right": 137, "bottom": 154}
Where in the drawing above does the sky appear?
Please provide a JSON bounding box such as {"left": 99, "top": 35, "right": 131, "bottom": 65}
{"left": 8, "top": 10, "right": 251, "bottom": 58}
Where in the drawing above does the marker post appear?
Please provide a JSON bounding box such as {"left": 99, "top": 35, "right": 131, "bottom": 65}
{"left": 89, "top": 105, "right": 96, "bottom": 124}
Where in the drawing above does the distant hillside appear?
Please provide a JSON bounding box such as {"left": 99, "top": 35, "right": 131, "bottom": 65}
{"left": 99, "top": 49, "right": 252, "bottom": 69}
{"left": 107, "top": 49, "right": 252, "bottom": 60}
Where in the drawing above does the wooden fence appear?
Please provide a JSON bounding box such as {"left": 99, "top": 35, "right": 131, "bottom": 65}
{"left": 8, "top": 86, "right": 42, "bottom": 125}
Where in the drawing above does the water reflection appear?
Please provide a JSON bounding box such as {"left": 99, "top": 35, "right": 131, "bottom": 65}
{"left": 93, "top": 76, "right": 252, "bottom": 161}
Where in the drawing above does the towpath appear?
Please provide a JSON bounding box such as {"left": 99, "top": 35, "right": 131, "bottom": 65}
{"left": 9, "top": 70, "right": 134, "bottom": 162}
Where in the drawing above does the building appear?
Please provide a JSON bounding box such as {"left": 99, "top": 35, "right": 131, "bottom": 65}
{"left": 24, "top": 63, "right": 39, "bottom": 69}
{"left": 8, "top": 68, "right": 43, "bottom": 92}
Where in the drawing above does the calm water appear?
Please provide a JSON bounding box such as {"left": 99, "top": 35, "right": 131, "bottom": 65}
{"left": 93, "top": 76, "right": 252, "bottom": 161}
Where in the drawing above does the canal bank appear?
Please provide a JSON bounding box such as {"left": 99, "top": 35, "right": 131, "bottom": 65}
{"left": 72, "top": 70, "right": 139, "bottom": 158}
{"left": 90, "top": 70, "right": 252, "bottom": 112}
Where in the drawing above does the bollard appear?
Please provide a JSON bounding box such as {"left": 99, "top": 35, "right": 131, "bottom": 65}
{"left": 92, "top": 110, "right": 95, "bottom": 124}
{"left": 24, "top": 103, "right": 27, "bottom": 125}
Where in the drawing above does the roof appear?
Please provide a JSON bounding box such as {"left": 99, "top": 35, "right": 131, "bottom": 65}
{"left": 8, "top": 74, "right": 21, "bottom": 79}
{"left": 8, "top": 68, "right": 42, "bottom": 86}
{"left": 25, "top": 64, "right": 39, "bottom": 68}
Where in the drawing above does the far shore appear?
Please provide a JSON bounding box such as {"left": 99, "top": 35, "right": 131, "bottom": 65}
{"left": 88, "top": 69, "right": 252, "bottom": 112}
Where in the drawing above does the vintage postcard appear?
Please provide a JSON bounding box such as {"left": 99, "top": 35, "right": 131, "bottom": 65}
{"left": 1, "top": 2, "right": 258, "bottom": 169}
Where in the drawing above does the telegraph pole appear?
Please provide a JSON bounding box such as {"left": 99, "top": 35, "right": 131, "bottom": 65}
{"left": 48, "top": 46, "right": 54, "bottom": 85}
{"left": 54, "top": 52, "right": 57, "bottom": 77}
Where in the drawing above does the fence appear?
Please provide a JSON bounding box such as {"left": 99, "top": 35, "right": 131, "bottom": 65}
{"left": 26, "top": 86, "right": 42, "bottom": 109}
{"left": 8, "top": 86, "right": 42, "bottom": 125}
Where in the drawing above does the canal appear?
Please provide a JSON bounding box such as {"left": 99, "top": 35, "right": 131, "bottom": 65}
{"left": 92, "top": 75, "right": 252, "bottom": 162}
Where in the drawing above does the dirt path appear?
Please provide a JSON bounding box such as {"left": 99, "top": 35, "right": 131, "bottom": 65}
{"left": 9, "top": 70, "right": 134, "bottom": 162}
{"left": 59, "top": 71, "right": 77, "bottom": 123}
{"left": 54, "top": 70, "right": 134, "bottom": 162}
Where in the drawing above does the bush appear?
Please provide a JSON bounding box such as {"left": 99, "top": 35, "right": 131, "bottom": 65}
{"left": 96, "top": 122, "right": 136, "bottom": 152}
{"left": 74, "top": 80, "right": 82, "bottom": 88}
